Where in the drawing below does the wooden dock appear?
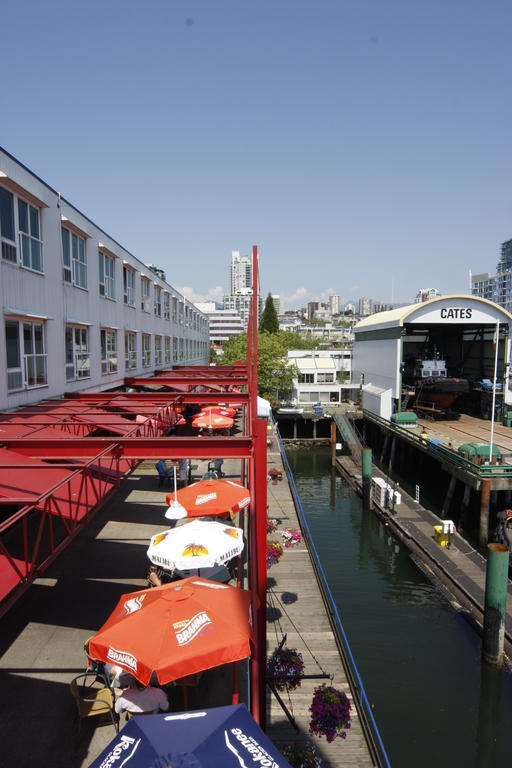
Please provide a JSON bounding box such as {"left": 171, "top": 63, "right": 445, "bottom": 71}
{"left": 335, "top": 454, "right": 512, "bottom": 660}
{"left": 265, "top": 432, "right": 378, "bottom": 767}
{"left": 416, "top": 412, "right": 512, "bottom": 460}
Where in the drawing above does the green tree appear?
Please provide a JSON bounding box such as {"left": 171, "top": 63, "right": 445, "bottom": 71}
{"left": 259, "top": 293, "right": 279, "bottom": 334}
{"left": 221, "top": 331, "right": 294, "bottom": 403}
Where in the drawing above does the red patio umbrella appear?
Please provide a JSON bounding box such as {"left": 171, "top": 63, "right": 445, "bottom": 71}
{"left": 87, "top": 577, "right": 253, "bottom": 686}
{"left": 166, "top": 478, "right": 251, "bottom": 519}
{"left": 199, "top": 406, "right": 237, "bottom": 419}
{"left": 192, "top": 414, "right": 233, "bottom": 430}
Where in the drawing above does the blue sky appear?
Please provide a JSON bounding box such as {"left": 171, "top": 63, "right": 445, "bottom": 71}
{"left": 2, "top": 0, "right": 511, "bottom": 309}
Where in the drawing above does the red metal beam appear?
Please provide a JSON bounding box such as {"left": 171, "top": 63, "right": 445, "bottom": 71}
{"left": 63, "top": 392, "right": 248, "bottom": 404}
{"left": 126, "top": 377, "right": 248, "bottom": 387}
{"left": 0, "top": 436, "right": 253, "bottom": 459}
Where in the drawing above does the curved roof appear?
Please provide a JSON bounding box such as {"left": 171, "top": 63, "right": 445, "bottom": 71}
{"left": 354, "top": 294, "right": 512, "bottom": 333}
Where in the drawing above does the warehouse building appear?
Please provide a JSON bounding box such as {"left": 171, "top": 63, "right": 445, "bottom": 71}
{"left": 0, "top": 147, "right": 209, "bottom": 410}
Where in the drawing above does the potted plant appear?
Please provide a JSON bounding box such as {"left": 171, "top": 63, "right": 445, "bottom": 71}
{"left": 267, "top": 646, "right": 305, "bottom": 691}
{"left": 267, "top": 518, "right": 279, "bottom": 534}
{"left": 266, "top": 540, "right": 283, "bottom": 568}
{"left": 281, "top": 527, "right": 302, "bottom": 547}
{"left": 281, "top": 741, "right": 322, "bottom": 768}
{"left": 309, "top": 684, "right": 351, "bottom": 742}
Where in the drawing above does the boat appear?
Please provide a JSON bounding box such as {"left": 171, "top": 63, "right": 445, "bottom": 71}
{"left": 404, "top": 356, "right": 469, "bottom": 414}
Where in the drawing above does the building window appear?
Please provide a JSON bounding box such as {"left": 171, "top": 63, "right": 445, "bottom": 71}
{"left": 155, "top": 335, "right": 162, "bottom": 366}
{"left": 100, "top": 329, "right": 117, "bottom": 374}
{"left": 141, "top": 277, "right": 151, "bottom": 313}
{"left": 298, "top": 373, "right": 314, "bottom": 384}
{"left": 123, "top": 266, "right": 135, "bottom": 306}
{"left": 142, "top": 333, "right": 151, "bottom": 367}
{"left": 65, "top": 326, "right": 90, "bottom": 381}
{"left": 164, "top": 336, "right": 171, "bottom": 364}
{"left": 125, "top": 332, "right": 137, "bottom": 369}
{"left": 0, "top": 187, "right": 43, "bottom": 270}
{"left": 62, "top": 227, "right": 87, "bottom": 288}
{"left": 179, "top": 338, "right": 184, "bottom": 360}
{"left": 5, "top": 319, "right": 47, "bottom": 391}
{"left": 164, "top": 292, "right": 170, "bottom": 320}
{"left": 154, "top": 286, "right": 162, "bottom": 317}
{"left": 0, "top": 187, "right": 17, "bottom": 263}
{"left": 317, "top": 373, "right": 334, "bottom": 383}
{"left": 173, "top": 337, "right": 178, "bottom": 363}
{"left": 172, "top": 297, "right": 178, "bottom": 322}
{"left": 99, "top": 251, "right": 115, "bottom": 299}
{"left": 18, "top": 199, "right": 42, "bottom": 272}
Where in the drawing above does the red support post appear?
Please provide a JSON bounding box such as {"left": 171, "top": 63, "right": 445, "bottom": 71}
{"left": 254, "top": 416, "right": 268, "bottom": 727}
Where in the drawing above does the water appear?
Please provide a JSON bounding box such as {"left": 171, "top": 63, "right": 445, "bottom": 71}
{"left": 286, "top": 447, "right": 512, "bottom": 768}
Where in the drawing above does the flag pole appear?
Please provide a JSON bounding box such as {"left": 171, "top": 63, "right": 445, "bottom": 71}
{"left": 489, "top": 321, "right": 500, "bottom": 464}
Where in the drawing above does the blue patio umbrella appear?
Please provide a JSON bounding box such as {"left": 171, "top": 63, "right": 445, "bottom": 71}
{"left": 89, "top": 703, "right": 292, "bottom": 768}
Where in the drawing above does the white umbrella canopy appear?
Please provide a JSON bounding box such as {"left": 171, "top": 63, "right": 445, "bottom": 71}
{"left": 147, "top": 519, "right": 244, "bottom": 572}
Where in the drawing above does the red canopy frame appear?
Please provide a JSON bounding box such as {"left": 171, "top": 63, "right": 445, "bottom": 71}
{"left": 0, "top": 244, "right": 268, "bottom": 728}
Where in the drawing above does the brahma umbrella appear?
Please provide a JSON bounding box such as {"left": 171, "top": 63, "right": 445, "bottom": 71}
{"left": 88, "top": 578, "right": 253, "bottom": 686}
{"left": 192, "top": 413, "right": 233, "bottom": 430}
{"left": 89, "top": 704, "right": 292, "bottom": 768}
{"left": 147, "top": 520, "right": 244, "bottom": 571}
{"left": 165, "top": 479, "right": 250, "bottom": 520}
{"left": 199, "top": 406, "right": 237, "bottom": 418}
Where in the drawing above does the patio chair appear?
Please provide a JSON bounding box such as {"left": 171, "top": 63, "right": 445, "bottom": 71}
{"left": 69, "top": 671, "right": 119, "bottom": 734}
{"left": 155, "top": 460, "right": 173, "bottom": 488}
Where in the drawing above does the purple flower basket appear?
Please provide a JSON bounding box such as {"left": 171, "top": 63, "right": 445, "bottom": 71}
{"left": 309, "top": 684, "right": 352, "bottom": 743}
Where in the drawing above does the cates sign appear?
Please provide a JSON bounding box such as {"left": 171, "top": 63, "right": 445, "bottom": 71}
{"left": 439, "top": 308, "right": 472, "bottom": 319}
{"left": 409, "top": 300, "right": 508, "bottom": 326}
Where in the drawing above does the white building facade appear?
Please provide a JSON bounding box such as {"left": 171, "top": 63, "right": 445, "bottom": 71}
{"left": 194, "top": 302, "right": 244, "bottom": 350}
{"left": 287, "top": 349, "right": 353, "bottom": 406}
{"left": 0, "top": 147, "right": 209, "bottom": 410}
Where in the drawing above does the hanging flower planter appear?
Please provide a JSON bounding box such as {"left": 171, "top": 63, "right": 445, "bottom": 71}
{"left": 309, "top": 684, "right": 352, "bottom": 743}
{"left": 266, "top": 540, "right": 283, "bottom": 568}
{"left": 267, "top": 518, "right": 279, "bottom": 534}
{"left": 281, "top": 527, "right": 302, "bottom": 547}
{"left": 266, "top": 646, "right": 305, "bottom": 691}
{"left": 281, "top": 741, "right": 322, "bottom": 768}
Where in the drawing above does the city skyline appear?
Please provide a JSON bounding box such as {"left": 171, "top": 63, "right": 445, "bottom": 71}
{"left": 2, "top": 1, "right": 510, "bottom": 309}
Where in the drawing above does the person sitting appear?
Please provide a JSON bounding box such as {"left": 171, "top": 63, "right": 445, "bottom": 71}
{"left": 104, "top": 663, "right": 135, "bottom": 689}
{"left": 114, "top": 680, "right": 170, "bottom": 715}
{"left": 155, "top": 460, "right": 173, "bottom": 488}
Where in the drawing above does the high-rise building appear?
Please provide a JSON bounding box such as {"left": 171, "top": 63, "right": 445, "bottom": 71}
{"left": 358, "top": 298, "right": 372, "bottom": 317}
{"left": 224, "top": 249, "right": 261, "bottom": 329}
{"left": 230, "top": 251, "right": 253, "bottom": 294}
{"left": 271, "top": 294, "right": 282, "bottom": 316}
{"left": 307, "top": 301, "right": 320, "bottom": 321}
{"left": 329, "top": 295, "right": 340, "bottom": 315}
{"left": 472, "top": 239, "right": 512, "bottom": 312}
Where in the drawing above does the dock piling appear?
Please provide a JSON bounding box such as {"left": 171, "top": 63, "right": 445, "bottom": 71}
{"left": 480, "top": 479, "right": 491, "bottom": 546}
{"left": 362, "top": 448, "right": 372, "bottom": 511}
{"left": 482, "top": 543, "right": 509, "bottom": 667}
{"left": 331, "top": 419, "right": 337, "bottom": 467}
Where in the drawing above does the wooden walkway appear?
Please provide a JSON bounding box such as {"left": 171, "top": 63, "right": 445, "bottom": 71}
{"left": 336, "top": 454, "right": 512, "bottom": 659}
{"left": 265, "top": 430, "right": 377, "bottom": 767}
{"left": 417, "top": 412, "right": 512, "bottom": 461}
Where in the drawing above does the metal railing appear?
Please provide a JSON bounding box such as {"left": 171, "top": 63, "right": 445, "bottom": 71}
{"left": 363, "top": 409, "right": 512, "bottom": 479}
{"left": 333, "top": 411, "right": 364, "bottom": 465}
{"left": 274, "top": 422, "right": 391, "bottom": 768}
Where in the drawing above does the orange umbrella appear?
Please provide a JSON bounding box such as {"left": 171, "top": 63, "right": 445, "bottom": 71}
{"left": 88, "top": 577, "right": 253, "bottom": 686}
{"left": 192, "top": 413, "right": 233, "bottom": 430}
{"left": 166, "top": 478, "right": 251, "bottom": 519}
{"left": 199, "top": 406, "right": 237, "bottom": 418}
